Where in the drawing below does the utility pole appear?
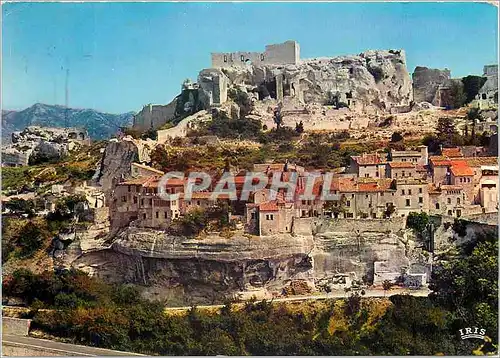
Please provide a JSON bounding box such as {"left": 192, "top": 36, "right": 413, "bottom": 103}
{"left": 65, "top": 67, "right": 70, "bottom": 128}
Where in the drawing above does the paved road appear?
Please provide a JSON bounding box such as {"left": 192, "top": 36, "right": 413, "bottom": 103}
{"left": 164, "top": 288, "right": 431, "bottom": 311}
{"left": 2, "top": 334, "right": 145, "bottom": 356}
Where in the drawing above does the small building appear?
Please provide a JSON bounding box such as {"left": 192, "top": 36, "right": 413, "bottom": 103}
{"left": 349, "top": 153, "right": 386, "bottom": 178}
{"left": 390, "top": 146, "right": 428, "bottom": 165}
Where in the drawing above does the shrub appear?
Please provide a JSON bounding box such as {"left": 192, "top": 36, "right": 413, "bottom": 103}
{"left": 406, "top": 212, "right": 429, "bottom": 239}
{"left": 390, "top": 132, "right": 404, "bottom": 143}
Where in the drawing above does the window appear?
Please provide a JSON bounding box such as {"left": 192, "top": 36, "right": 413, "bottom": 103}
{"left": 457, "top": 198, "right": 460, "bottom": 204}
{"left": 346, "top": 213, "right": 354, "bottom": 218}
{"left": 128, "top": 185, "right": 131, "bottom": 192}
{"left": 141, "top": 199, "right": 144, "bottom": 206}
{"left": 376, "top": 171, "right": 379, "bottom": 177}
{"left": 408, "top": 189, "right": 412, "bottom": 195}
{"left": 401, "top": 190, "right": 405, "bottom": 195}
{"left": 352, "top": 194, "right": 355, "bottom": 198}
{"left": 240, "top": 55, "right": 245, "bottom": 61}
{"left": 419, "top": 188, "right": 422, "bottom": 194}
{"left": 155, "top": 211, "right": 159, "bottom": 219}
{"left": 406, "top": 199, "right": 411, "bottom": 206}
{"left": 346, "top": 201, "right": 351, "bottom": 207}
{"left": 447, "top": 198, "right": 451, "bottom": 204}
{"left": 164, "top": 212, "right": 168, "bottom": 219}
{"left": 365, "top": 195, "right": 369, "bottom": 198}
{"left": 260, "top": 54, "right": 265, "bottom": 61}
{"left": 395, "top": 173, "right": 398, "bottom": 177}
{"left": 456, "top": 209, "right": 462, "bottom": 217}
{"left": 149, "top": 199, "right": 152, "bottom": 205}
{"left": 448, "top": 210, "right": 452, "bottom": 216}
{"left": 122, "top": 196, "right": 127, "bottom": 202}
{"left": 467, "top": 178, "right": 471, "bottom": 183}
{"left": 251, "top": 212, "right": 256, "bottom": 219}
{"left": 133, "top": 196, "right": 137, "bottom": 204}
{"left": 365, "top": 173, "right": 370, "bottom": 178}
{"left": 402, "top": 171, "right": 405, "bottom": 177}
{"left": 301, "top": 210, "right": 306, "bottom": 217}
{"left": 223, "top": 55, "right": 228, "bottom": 62}
{"left": 381, "top": 192, "right": 384, "bottom": 196}
{"left": 143, "top": 213, "right": 146, "bottom": 219}
{"left": 409, "top": 173, "right": 412, "bottom": 177}
{"left": 436, "top": 203, "right": 440, "bottom": 209}
{"left": 419, "top": 197, "right": 423, "bottom": 204}
{"left": 266, "top": 214, "right": 274, "bottom": 220}
{"left": 482, "top": 93, "right": 487, "bottom": 100}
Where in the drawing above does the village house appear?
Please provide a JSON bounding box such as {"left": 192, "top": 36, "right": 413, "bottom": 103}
{"left": 349, "top": 153, "right": 387, "bottom": 178}
{"left": 389, "top": 146, "right": 428, "bottom": 165}
{"left": 109, "top": 145, "right": 497, "bottom": 235}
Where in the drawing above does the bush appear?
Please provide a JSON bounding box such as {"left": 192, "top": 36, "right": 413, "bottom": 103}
{"left": 406, "top": 212, "right": 429, "bottom": 240}
{"left": 390, "top": 132, "right": 404, "bottom": 143}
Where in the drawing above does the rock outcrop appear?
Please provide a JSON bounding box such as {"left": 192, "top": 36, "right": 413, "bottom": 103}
{"left": 1, "top": 126, "right": 90, "bottom": 166}
{"left": 93, "top": 136, "right": 157, "bottom": 192}
{"left": 218, "top": 49, "right": 412, "bottom": 112}
{"left": 412, "top": 66, "right": 452, "bottom": 105}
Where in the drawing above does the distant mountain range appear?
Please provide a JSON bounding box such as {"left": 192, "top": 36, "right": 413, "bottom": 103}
{"left": 2, "top": 103, "right": 135, "bottom": 142}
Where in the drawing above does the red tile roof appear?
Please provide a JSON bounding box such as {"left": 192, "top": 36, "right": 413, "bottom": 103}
{"left": 388, "top": 162, "right": 415, "bottom": 168}
{"left": 450, "top": 163, "right": 474, "bottom": 177}
{"left": 353, "top": 153, "right": 384, "bottom": 165}
{"left": 441, "top": 147, "right": 463, "bottom": 158}
{"left": 464, "top": 157, "right": 498, "bottom": 167}
{"left": 121, "top": 176, "right": 159, "bottom": 186}
{"left": 259, "top": 201, "right": 279, "bottom": 211}
{"left": 429, "top": 156, "right": 451, "bottom": 167}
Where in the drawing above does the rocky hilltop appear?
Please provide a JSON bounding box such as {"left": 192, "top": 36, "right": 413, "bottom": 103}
{"left": 219, "top": 49, "right": 412, "bottom": 111}
{"left": 1, "top": 126, "right": 91, "bottom": 167}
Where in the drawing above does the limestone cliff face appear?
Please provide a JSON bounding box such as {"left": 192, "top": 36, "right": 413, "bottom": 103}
{"left": 94, "top": 137, "right": 157, "bottom": 192}
{"left": 72, "top": 230, "right": 315, "bottom": 302}
{"left": 219, "top": 49, "right": 412, "bottom": 112}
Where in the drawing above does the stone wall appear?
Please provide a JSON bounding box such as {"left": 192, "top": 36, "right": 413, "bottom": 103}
{"left": 156, "top": 110, "right": 209, "bottom": 142}
{"left": 211, "top": 41, "right": 299, "bottom": 68}
{"left": 2, "top": 317, "right": 31, "bottom": 336}
{"left": 313, "top": 217, "right": 406, "bottom": 234}
{"left": 132, "top": 101, "right": 177, "bottom": 132}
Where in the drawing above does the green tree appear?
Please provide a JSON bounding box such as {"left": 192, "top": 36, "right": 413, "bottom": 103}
{"left": 406, "top": 212, "right": 429, "bottom": 240}
{"left": 450, "top": 81, "right": 466, "bottom": 109}
{"left": 462, "top": 75, "right": 487, "bottom": 104}
{"left": 436, "top": 117, "right": 458, "bottom": 147}
{"left": 430, "top": 232, "right": 498, "bottom": 345}
{"left": 466, "top": 107, "right": 482, "bottom": 145}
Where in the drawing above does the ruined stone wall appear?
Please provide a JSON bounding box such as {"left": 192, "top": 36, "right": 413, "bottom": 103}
{"left": 211, "top": 41, "right": 299, "bottom": 68}
{"left": 132, "top": 101, "right": 177, "bottom": 132}
{"left": 264, "top": 41, "right": 300, "bottom": 65}
{"left": 313, "top": 217, "right": 406, "bottom": 234}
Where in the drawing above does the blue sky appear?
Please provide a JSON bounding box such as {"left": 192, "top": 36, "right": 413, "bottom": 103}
{"left": 2, "top": 2, "right": 498, "bottom": 114}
